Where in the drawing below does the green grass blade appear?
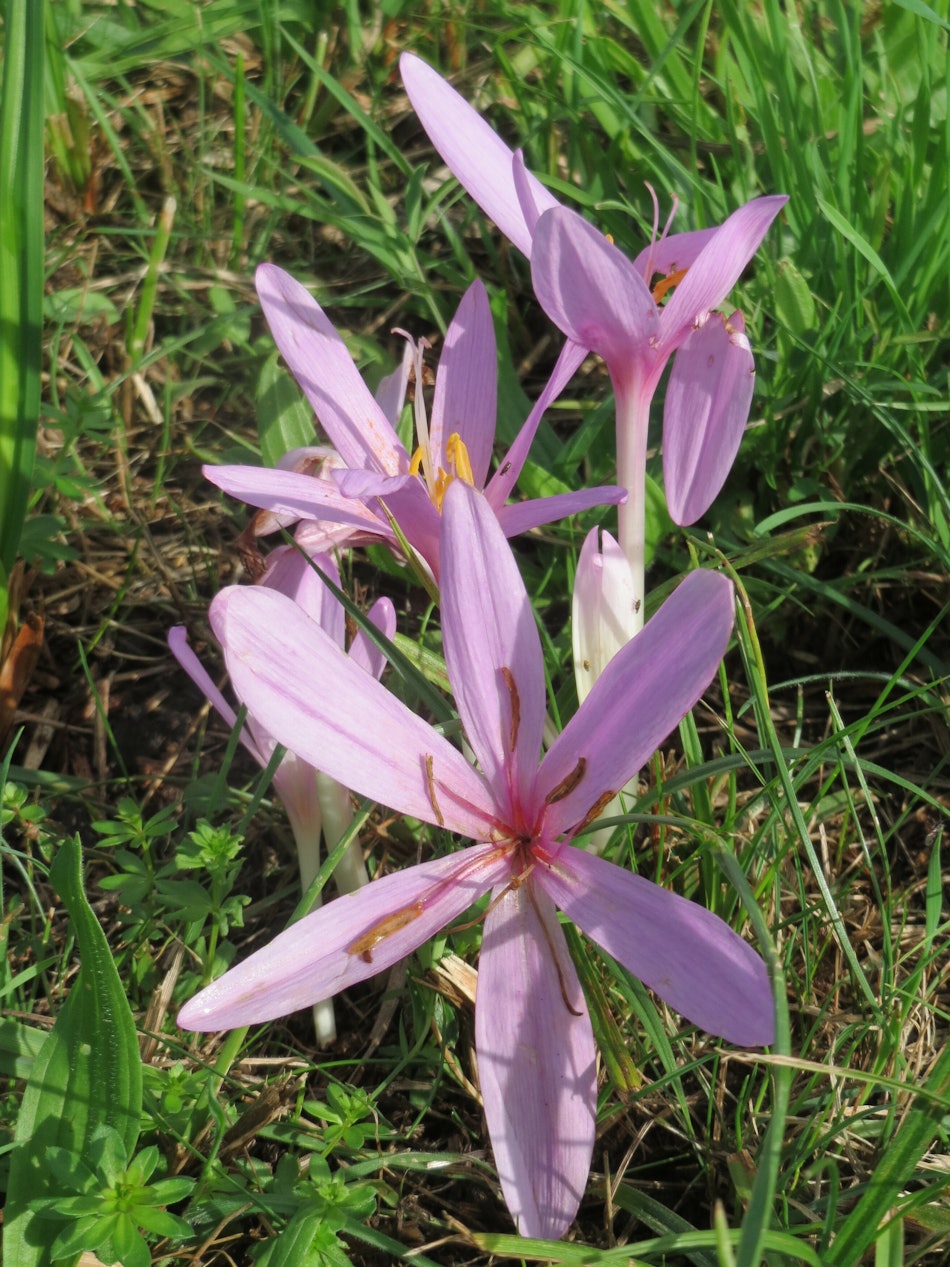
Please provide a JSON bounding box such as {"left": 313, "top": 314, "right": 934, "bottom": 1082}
{"left": 4, "top": 835, "right": 143, "bottom": 1265}
{"left": 0, "top": 0, "right": 45, "bottom": 609}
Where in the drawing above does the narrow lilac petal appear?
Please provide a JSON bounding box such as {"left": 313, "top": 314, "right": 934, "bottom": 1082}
{"left": 431, "top": 280, "right": 497, "bottom": 489}
{"left": 167, "top": 627, "right": 262, "bottom": 764}
{"left": 663, "top": 312, "right": 755, "bottom": 525}
{"left": 571, "top": 529, "right": 640, "bottom": 705}
{"left": 259, "top": 548, "right": 344, "bottom": 640}
{"left": 179, "top": 844, "right": 511, "bottom": 1030}
{"left": 539, "top": 570, "right": 734, "bottom": 835}
{"left": 485, "top": 339, "right": 588, "bottom": 507}
{"left": 400, "top": 53, "right": 558, "bottom": 259}
{"left": 333, "top": 468, "right": 414, "bottom": 500}
{"left": 256, "top": 263, "right": 406, "bottom": 475}
{"left": 658, "top": 195, "right": 787, "bottom": 354}
{"left": 477, "top": 879, "right": 596, "bottom": 1238}
{"left": 440, "top": 482, "right": 546, "bottom": 814}
{"left": 531, "top": 207, "right": 659, "bottom": 378}
{"left": 537, "top": 849, "right": 774, "bottom": 1045}
{"left": 204, "top": 464, "right": 390, "bottom": 537}
{"left": 511, "top": 150, "right": 546, "bottom": 240}
{"left": 375, "top": 339, "right": 412, "bottom": 425}
{"left": 210, "top": 585, "right": 500, "bottom": 839}
{"left": 495, "top": 485, "right": 626, "bottom": 540}
{"left": 633, "top": 226, "right": 719, "bottom": 285}
{"left": 349, "top": 596, "right": 397, "bottom": 680}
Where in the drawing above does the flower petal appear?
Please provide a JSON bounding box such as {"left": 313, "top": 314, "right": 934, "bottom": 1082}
{"left": 485, "top": 338, "right": 588, "bottom": 507}
{"left": 663, "top": 311, "right": 755, "bottom": 525}
{"left": 539, "top": 570, "right": 734, "bottom": 835}
{"left": 210, "top": 585, "right": 500, "bottom": 839}
{"left": 256, "top": 263, "right": 406, "bottom": 474}
{"left": 179, "top": 844, "right": 511, "bottom": 1030}
{"left": 571, "top": 528, "right": 640, "bottom": 705}
{"left": 375, "top": 338, "right": 412, "bottom": 425}
{"left": 400, "top": 53, "right": 558, "bottom": 259}
{"left": 531, "top": 207, "right": 659, "bottom": 379}
{"left": 657, "top": 195, "right": 787, "bottom": 354}
{"left": 477, "top": 879, "right": 596, "bottom": 1238}
{"left": 537, "top": 848, "right": 774, "bottom": 1045}
{"left": 494, "top": 485, "right": 626, "bottom": 540}
{"left": 431, "top": 280, "right": 497, "bottom": 489}
{"left": 440, "top": 482, "right": 547, "bottom": 814}
{"left": 167, "top": 627, "right": 261, "bottom": 762}
{"left": 349, "top": 596, "right": 397, "bottom": 680}
{"left": 632, "top": 226, "right": 719, "bottom": 286}
{"left": 204, "top": 464, "right": 391, "bottom": 539}
{"left": 259, "top": 548, "right": 344, "bottom": 639}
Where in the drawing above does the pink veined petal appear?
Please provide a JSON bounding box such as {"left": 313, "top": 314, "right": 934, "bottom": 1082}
{"left": 259, "top": 548, "right": 345, "bottom": 641}
{"left": 179, "top": 843, "right": 512, "bottom": 1030}
{"left": 485, "top": 338, "right": 588, "bottom": 508}
{"left": 663, "top": 311, "right": 755, "bottom": 526}
{"left": 348, "top": 596, "right": 397, "bottom": 680}
{"left": 477, "top": 878, "right": 596, "bottom": 1239}
{"left": 571, "top": 529, "right": 641, "bottom": 705}
{"left": 440, "top": 483, "right": 546, "bottom": 815}
{"left": 657, "top": 195, "right": 787, "bottom": 354}
{"left": 255, "top": 263, "right": 406, "bottom": 475}
{"left": 511, "top": 150, "right": 546, "bottom": 241}
{"left": 494, "top": 484, "right": 626, "bottom": 541}
{"left": 332, "top": 468, "right": 414, "bottom": 500}
{"left": 400, "top": 53, "right": 558, "bottom": 259}
{"left": 246, "top": 447, "right": 345, "bottom": 537}
{"left": 210, "top": 585, "right": 500, "bottom": 840}
{"left": 537, "top": 848, "right": 775, "bottom": 1046}
{"left": 430, "top": 279, "right": 497, "bottom": 489}
{"left": 539, "top": 570, "right": 735, "bottom": 836}
{"left": 204, "top": 464, "right": 393, "bottom": 539}
{"left": 531, "top": 207, "right": 659, "bottom": 381}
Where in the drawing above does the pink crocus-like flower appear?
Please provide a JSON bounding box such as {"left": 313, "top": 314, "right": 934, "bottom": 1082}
{"left": 400, "top": 52, "right": 786, "bottom": 599}
{"left": 178, "top": 481, "right": 773, "bottom": 1239}
{"left": 169, "top": 547, "right": 395, "bottom": 1042}
{"left": 204, "top": 267, "right": 623, "bottom": 580}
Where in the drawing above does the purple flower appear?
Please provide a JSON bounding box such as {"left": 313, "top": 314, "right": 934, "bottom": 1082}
{"left": 204, "top": 267, "right": 623, "bottom": 580}
{"left": 400, "top": 53, "right": 785, "bottom": 590}
{"left": 178, "top": 481, "right": 773, "bottom": 1239}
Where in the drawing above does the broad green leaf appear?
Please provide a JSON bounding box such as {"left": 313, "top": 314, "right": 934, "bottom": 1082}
{"left": 257, "top": 351, "right": 317, "bottom": 466}
{"left": 4, "top": 835, "right": 142, "bottom": 1267}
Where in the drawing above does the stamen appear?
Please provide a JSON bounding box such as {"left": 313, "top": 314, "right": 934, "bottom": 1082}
{"left": 425, "top": 753, "right": 445, "bottom": 827}
{"left": 545, "top": 756, "right": 587, "bottom": 804}
{"left": 652, "top": 266, "right": 689, "bottom": 305}
{"left": 576, "top": 788, "right": 617, "bottom": 834}
{"left": 346, "top": 902, "right": 426, "bottom": 963}
{"left": 501, "top": 666, "right": 520, "bottom": 753}
{"left": 445, "top": 432, "right": 474, "bottom": 486}
{"left": 527, "top": 884, "right": 582, "bottom": 1017}
{"left": 409, "top": 445, "right": 425, "bottom": 477}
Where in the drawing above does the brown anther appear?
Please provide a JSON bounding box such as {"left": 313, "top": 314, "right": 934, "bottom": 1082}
{"left": 652, "top": 266, "right": 688, "bottom": 304}
{"left": 577, "top": 789, "right": 617, "bottom": 834}
{"left": 545, "top": 756, "right": 587, "bottom": 804}
{"left": 425, "top": 753, "right": 444, "bottom": 827}
{"left": 501, "top": 666, "right": 520, "bottom": 753}
{"left": 345, "top": 902, "right": 426, "bottom": 963}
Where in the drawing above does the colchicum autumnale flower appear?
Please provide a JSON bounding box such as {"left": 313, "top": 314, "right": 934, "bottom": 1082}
{"left": 169, "top": 546, "right": 395, "bottom": 1043}
{"left": 179, "top": 481, "right": 774, "bottom": 1239}
{"left": 204, "top": 267, "right": 623, "bottom": 580}
{"left": 400, "top": 52, "right": 786, "bottom": 609}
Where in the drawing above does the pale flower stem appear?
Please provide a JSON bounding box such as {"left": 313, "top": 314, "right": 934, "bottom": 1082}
{"left": 287, "top": 808, "right": 338, "bottom": 1046}
{"left": 317, "top": 772, "right": 369, "bottom": 895}
{"left": 615, "top": 382, "right": 650, "bottom": 634}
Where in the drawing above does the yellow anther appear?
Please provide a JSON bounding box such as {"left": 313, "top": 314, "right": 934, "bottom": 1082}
{"left": 652, "top": 266, "right": 689, "bottom": 304}
{"left": 445, "top": 432, "right": 474, "bottom": 486}
{"left": 409, "top": 445, "right": 425, "bottom": 477}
